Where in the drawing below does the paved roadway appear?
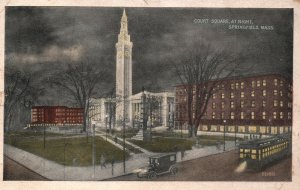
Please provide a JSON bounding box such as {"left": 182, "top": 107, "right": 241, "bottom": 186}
{"left": 107, "top": 150, "right": 292, "bottom": 181}
{"left": 4, "top": 156, "right": 48, "bottom": 181}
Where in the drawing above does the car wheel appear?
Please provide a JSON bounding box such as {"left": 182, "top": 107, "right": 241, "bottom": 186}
{"left": 148, "top": 172, "right": 157, "bottom": 179}
{"left": 170, "top": 166, "right": 178, "bottom": 175}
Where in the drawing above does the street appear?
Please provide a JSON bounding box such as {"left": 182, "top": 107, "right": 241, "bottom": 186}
{"left": 107, "top": 150, "right": 292, "bottom": 181}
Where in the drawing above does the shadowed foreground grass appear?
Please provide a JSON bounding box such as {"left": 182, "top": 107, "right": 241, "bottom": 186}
{"left": 5, "top": 137, "right": 129, "bottom": 166}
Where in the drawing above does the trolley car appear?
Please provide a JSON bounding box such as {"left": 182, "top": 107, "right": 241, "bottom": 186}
{"left": 239, "top": 134, "right": 291, "bottom": 170}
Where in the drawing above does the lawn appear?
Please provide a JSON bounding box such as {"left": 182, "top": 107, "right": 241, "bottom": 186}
{"left": 129, "top": 137, "right": 195, "bottom": 153}
{"left": 5, "top": 136, "right": 129, "bottom": 166}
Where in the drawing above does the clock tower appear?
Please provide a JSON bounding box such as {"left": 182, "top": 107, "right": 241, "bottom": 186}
{"left": 115, "top": 9, "right": 133, "bottom": 124}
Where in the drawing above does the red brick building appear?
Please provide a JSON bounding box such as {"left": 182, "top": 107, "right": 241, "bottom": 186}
{"left": 31, "top": 106, "right": 84, "bottom": 125}
{"left": 175, "top": 74, "right": 292, "bottom": 134}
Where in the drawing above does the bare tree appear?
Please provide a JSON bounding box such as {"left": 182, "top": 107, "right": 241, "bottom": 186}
{"left": 4, "top": 67, "right": 43, "bottom": 132}
{"left": 174, "top": 42, "right": 248, "bottom": 137}
{"left": 50, "top": 61, "right": 108, "bottom": 132}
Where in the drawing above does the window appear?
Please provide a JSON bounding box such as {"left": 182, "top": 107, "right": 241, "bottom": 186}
{"left": 273, "top": 112, "right": 277, "bottom": 119}
{"left": 221, "top": 93, "right": 225, "bottom": 99}
{"left": 221, "top": 112, "right": 225, "bottom": 119}
{"left": 221, "top": 102, "right": 225, "bottom": 109}
{"left": 280, "top": 112, "right": 283, "bottom": 119}
{"left": 280, "top": 80, "right": 283, "bottom": 86}
{"left": 280, "top": 91, "right": 283, "bottom": 96}
{"left": 288, "top": 102, "right": 292, "bottom": 108}
{"left": 230, "top": 112, "right": 235, "bottom": 119}
{"left": 230, "top": 92, "right": 234, "bottom": 99}
{"left": 251, "top": 101, "right": 255, "bottom": 107}
{"left": 213, "top": 93, "right": 216, "bottom": 99}
{"left": 273, "top": 90, "right": 278, "bottom": 96}
{"left": 280, "top": 101, "right": 283, "bottom": 107}
{"left": 240, "top": 101, "right": 244, "bottom": 108}
{"left": 212, "top": 102, "right": 216, "bottom": 109}
{"left": 263, "top": 79, "right": 267, "bottom": 86}
{"left": 252, "top": 81, "right": 256, "bottom": 88}
{"left": 235, "top": 82, "right": 239, "bottom": 89}
{"left": 231, "top": 83, "right": 235, "bottom": 89}
{"left": 274, "top": 100, "right": 278, "bottom": 107}
{"left": 241, "top": 82, "right": 244, "bottom": 89}
{"left": 257, "top": 81, "right": 261, "bottom": 87}
{"left": 241, "top": 92, "right": 245, "bottom": 98}
{"left": 212, "top": 112, "right": 216, "bottom": 119}
{"left": 288, "top": 112, "right": 291, "bottom": 120}
{"left": 230, "top": 101, "right": 234, "bottom": 108}
{"left": 262, "top": 100, "right": 266, "bottom": 107}
{"left": 251, "top": 112, "right": 255, "bottom": 119}
{"left": 263, "top": 90, "right": 266, "bottom": 96}
{"left": 274, "top": 79, "right": 278, "bottom": 86}
{"left": 241, "top": 112, "right": 244, "bottom": 119}
{"left": 251, "top": 91, "right": 255, "bottom": 97}
{"left": 262, "top": 112, "right": 266, "bottom": 119}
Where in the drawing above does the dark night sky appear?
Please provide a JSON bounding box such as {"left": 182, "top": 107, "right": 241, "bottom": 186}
{"left": 5, "top": 7, "right": 293, "bottom": 105}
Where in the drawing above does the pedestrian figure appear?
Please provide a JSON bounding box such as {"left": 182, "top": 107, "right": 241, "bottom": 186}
{"left": 72, "top": 158, "right": 77, "bottom": 166}
{"left": 181, "top": 149, "right": 185, "bottom": 160}
{"left": 259, "top": 133, "right": 262, "bottom": 139}
{"left": 114, "top": 136, "right": 118, "bottom": 143}
{"left": 216, "top": 141, "right": 221, "bottom": 150}
{"left": 111, "top": 157, "right": 115, "bottom": 176}
{"left": 100, "top": 154, "right": 106, "bottom": 169}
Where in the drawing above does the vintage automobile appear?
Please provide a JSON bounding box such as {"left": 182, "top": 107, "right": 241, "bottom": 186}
{"left": 134, "top": 153, "right": 178, "bottom": 179}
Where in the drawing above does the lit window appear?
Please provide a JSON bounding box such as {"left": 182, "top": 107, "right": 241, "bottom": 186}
{"left": 280, "top": 101, "right": 283, "bottom": 107}
{"left": 273, "top": 90, "right": 278, "bottom": 96}
{"left": 251, "top": 101, "right": 255, "bottom": 107}
{"left": 273, "top": 112, "right": 277, "bottom": 119}
{"left": 251, "top": 112, "right": 255, "bottom": 119}
{"left": 262, "top": 101, "right": 266, "bottom": 107}
{"left": 288, "top": 112, "right": 292, "bottom": 120}
{"left": 274, "top": 100, "right": 278, "bottom": 107}
{"left": 212, "top": 102, "right": 216, "bottom": 109}
{"left": 241, "top": 82, "right": 244, "bottom": 89}
{"left": 280, "top": 112, "right": 283, "bottom": 119}
{"left": 262, "top": 112, "right": 266, "bottom": 119}
{"left": 221, "top": 112, "right": 225, "bottom": 119}
{"left": 221, "top": 93, "right": 225, "bottom": 99}
{"left": 257, "top": 81, "right": 261, "bottom": 87}
{"left": 288, "top": 102, "right": 292, "bottom": 108}
{"left": 213, "top": 93, "right": 216, "bottom": 99}
{"left": 221, "top": 102, "right": 225, "bottom": 109}
{"left": 231, "top": 83, "right": 235, "bottom": 89}
{"left": 240, "top": 101, "right": 244, "bottom": 108}
{"left": 263, "top": 90, "right": 266, "bottom": 96}
{"left": 235, "top": 82, "right": 239, "bottom": 89}
{"left": 230, "top": 92, "right": 234, "bottom": 99}
{"left": 240, "top": 92, "right": 244, "bottom": 98}
{"left": 280, "top": 91, "right": 283, "bottom": 96}
{"left": 212, "top": 112, "right": 216, "bottom": 119}
{"left": 221, "top": 84, "right": 225, "bottom": 89}
{"left": 230, "top": 112, "right": 235, "bottom": 119}
{"left": 230, "top": 101, "right": 234, "bottom": 108}
{"left": 263, "top": 79, "right": 267, "bottom": 86}
{"left": 274, "top": 79, "right": 278, "bottom": 86}
{"left": 252, "top": 81, "right": 256, "bottom": 88}
{"left": 280, "top": 80, "right": 283, "bottom": 86}
{"left": 251, "top": 91, "right": 255, "bottom": 97}
{"left": 241, "top": 112, "right": 244, "bottom": 119}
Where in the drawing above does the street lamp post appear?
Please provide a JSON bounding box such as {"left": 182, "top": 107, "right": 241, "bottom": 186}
{"left": 223, "top": 120, "right": 226, "bottom": 151}
{"left": 43, "top": 124, "right": 46, "bottom": 149}
{"left": 105, "top": 114, "right": 108, "bottom": 141}
{"left": 234, "top": 125, "right": 237, "bottom": 146}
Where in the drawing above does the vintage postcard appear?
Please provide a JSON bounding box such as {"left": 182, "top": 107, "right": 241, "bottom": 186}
{"left": 0, "top": 0, "right": 299, "bottom": 190}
